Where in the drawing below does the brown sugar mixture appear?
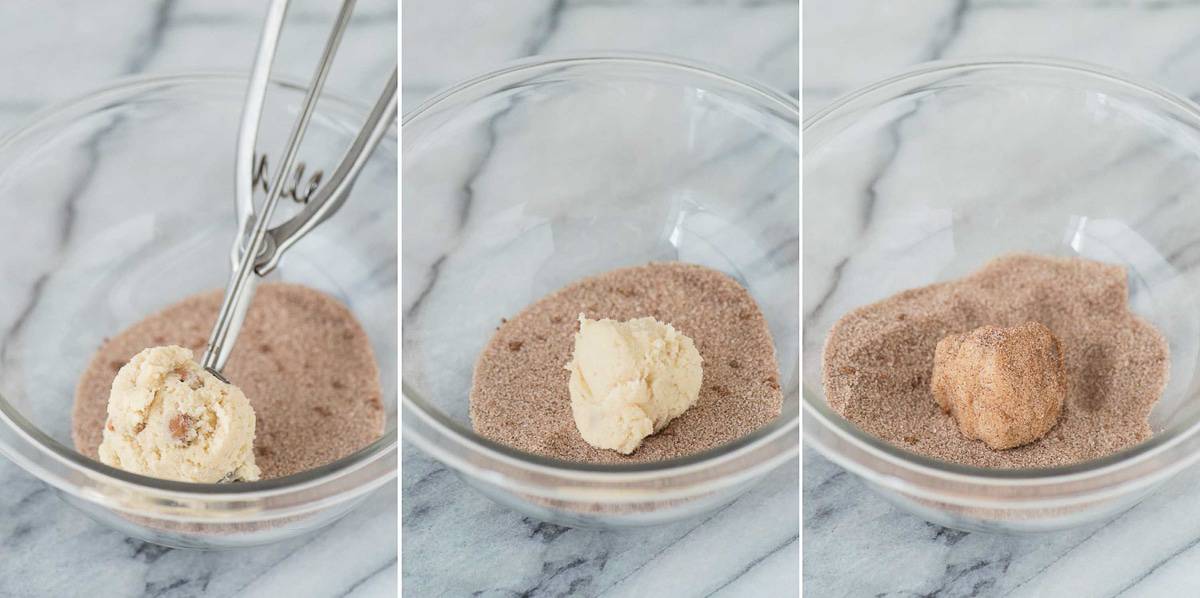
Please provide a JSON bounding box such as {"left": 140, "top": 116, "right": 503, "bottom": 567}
{"left": 822, "top": 253, "right": 1170, "bottom": 469}
{"left": 72, "top": 283, "right": 386, "bottom": 479}
{"left": 469, "top": 262, "right": 784, "bottom": 464}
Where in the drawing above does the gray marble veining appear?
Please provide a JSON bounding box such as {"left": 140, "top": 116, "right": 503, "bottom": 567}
{"left": 0, "top": 459, "right": 397, "bottom": 598}
{"left": 805, "top": 1, "right": 1200, "bottom": 596}
{"left": 0, "top": 1, "right": 396, "bottom": 596}
{"left": 403, "top": 443, "right": 798, "bottom": 598}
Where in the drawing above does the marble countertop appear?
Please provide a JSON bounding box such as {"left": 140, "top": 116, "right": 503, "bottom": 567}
{"left": 805, "top": 1, "right": 1200, "bottom": 596}
{"left": 0, "top": 1, "right": 396, "bottom": 597}
{"left": 402, "top": 1, "right": 799, "bottom": 597}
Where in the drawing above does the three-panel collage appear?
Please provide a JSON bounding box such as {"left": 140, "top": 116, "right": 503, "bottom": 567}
{"left": 5, "top": 1, "right": 1200, "bottom": 597}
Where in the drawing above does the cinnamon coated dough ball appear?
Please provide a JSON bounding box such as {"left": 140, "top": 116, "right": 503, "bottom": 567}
{"left": 931, "top": 322, "right": 1066, "bottom": 450}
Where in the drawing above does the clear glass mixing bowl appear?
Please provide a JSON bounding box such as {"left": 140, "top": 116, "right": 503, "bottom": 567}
{"left": 0, "top": 74, "right": 397, "bottom": 548}
{"left": 805, "top": 58, "right": 1200, "bottom": 532}
{"left": 403, "top": 54, "right": 799, "bottom": 527}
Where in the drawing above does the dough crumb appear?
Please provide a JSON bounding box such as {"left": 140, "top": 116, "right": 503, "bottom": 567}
{"left": 931, "top": 322, "right": 1066, "bottom": 450}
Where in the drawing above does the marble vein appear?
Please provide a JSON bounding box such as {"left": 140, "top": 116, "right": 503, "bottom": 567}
{"left": 402, "top": 253, "right": 445, "bottom": 318}
{"left": 925, "top": 0, "right": 969, "bottom": 62}
{"left": 124, "top": 0, "right": 177, "bottom": 75}
{"left": 1158, "top": 28, "right": 1200, "bottom": 69}
{"left": 524, "top": 0, "right": 568, "bottom": 56}
{"left": 337, "top": 558, "right": 398, "bottom": 598}
{"left": 404, "top": 444, "right": 798, "bottom": 596}
{"left": 0, "top": 107, "right": 128, "bottom": 377}
{"left": 414, "top": 0, "right": 566, "bottom": 250}
{"left": 754, "top": 30, "right": 801, "bottom": 72}
{"left": 1109, "top": 536, "right": 1200, "bottom": 597}
{"left": 729, "top": 183, "right": 798, "bottom": 229}
{"left": 403, "top": 61, "right": 524, "bottom": 321}
{"left": 522, "top": 517, "right": 572, "bottom": 543}
{"left": 801, "top": 255, "right": 846, "bottom": 327}
{"left": 926, "top": 523, "right": 969, "bottom": 547}
{"left": 0, "top": 274, "right": 48, "bottom": 364}
{"left": 595, "top": 501, "right": 740, "bottom": 595}
{"left": 1, "top": 0, "right": 179, "bottom": 365}
{"left": 704, "top": 534, "right": 799, "bottom": 597}
{"left": 226, "top": 541, "right": 315, "bottom": 596}
{"left": 456, "top": 94, "right": 516, "bottom": 229}
{"left": 762, "top": 234, "right": 801, "bottom": 265}
{"left": 402, "top": 0, "right": 571, "bottom": 306}
{"left": 856, "top": 98, "right": 921, "bottom": 234}
{"left": 127, "top": 538, "right": 175, "bottom": 564}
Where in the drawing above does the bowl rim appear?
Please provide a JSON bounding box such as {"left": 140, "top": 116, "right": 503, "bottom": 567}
{"left": 0, "top": 71, "right": 398, "bottom": 506}
{"left": 803, "top": 56, "right": 1200, "bottom": 495}
{"left": 803, "top": 55, "right": 1200, "bottom": 130}
{"left": 403, "top": 51, "right": 799, "bottom": 124}
{"left": 401, "top": 52, "right": 801, "bottom": 481}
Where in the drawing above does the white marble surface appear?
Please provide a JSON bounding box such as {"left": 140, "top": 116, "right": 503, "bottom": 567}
{"left": 0, "top": 1, "right": 396, "bottom": 597}
{"left": 402, "top": 1, "right": 799, "bottom": 596}
{"left": 805, "top": 1, "right": 1200, "bottom": 596}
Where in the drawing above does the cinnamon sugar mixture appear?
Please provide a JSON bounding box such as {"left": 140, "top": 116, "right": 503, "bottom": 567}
{"left": 469, "top": 262, "right": 784, "bottom": 464}
{"left": 72, "top": 283, "right": 386, "bottom": 479}
{"left": 822, "top": 254, "right": 1169, "bottom": 469}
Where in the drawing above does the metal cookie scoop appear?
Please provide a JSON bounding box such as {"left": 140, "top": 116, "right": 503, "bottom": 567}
{"left": 200, "top": 0, "right": 398, "bottom": 380}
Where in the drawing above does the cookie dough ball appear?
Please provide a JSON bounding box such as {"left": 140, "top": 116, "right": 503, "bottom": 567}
{"left": 98, "top": 345, "right": 260, "bottom": 482}
{"left": 931, "top": 322, "right": 1066, "bottom": 450}
{"left": 566, "top": 315, "right": 703, "bottom": 454}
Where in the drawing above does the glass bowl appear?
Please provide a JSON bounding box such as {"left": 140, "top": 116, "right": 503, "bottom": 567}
{"left": 0, "top": 74, "right": 397, "bottom": 548}
{"left": 804, "top": 57, "right": 1200, "bottom": 532}
{"left": 402, "top": 54, "right": 799, "bottom": 527}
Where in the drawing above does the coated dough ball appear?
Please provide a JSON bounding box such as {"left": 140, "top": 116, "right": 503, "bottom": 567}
{"left": 931, "top": 322, "right": 1066, "bottom": 450}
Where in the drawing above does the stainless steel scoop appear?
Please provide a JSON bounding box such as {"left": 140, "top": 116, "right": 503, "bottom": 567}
{"left": 200, "top": 0, "right": 397, "bottom": 378}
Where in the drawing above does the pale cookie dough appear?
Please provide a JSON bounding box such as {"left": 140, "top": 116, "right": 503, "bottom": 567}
{"left": 565, "top": 315, "right": 703, "bottom": 454}
{"left": 931, "top": 322, "right": 1067, "bottom": 450}
{"left": 98, "top": 345, "right": 260, "bottom": 482}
